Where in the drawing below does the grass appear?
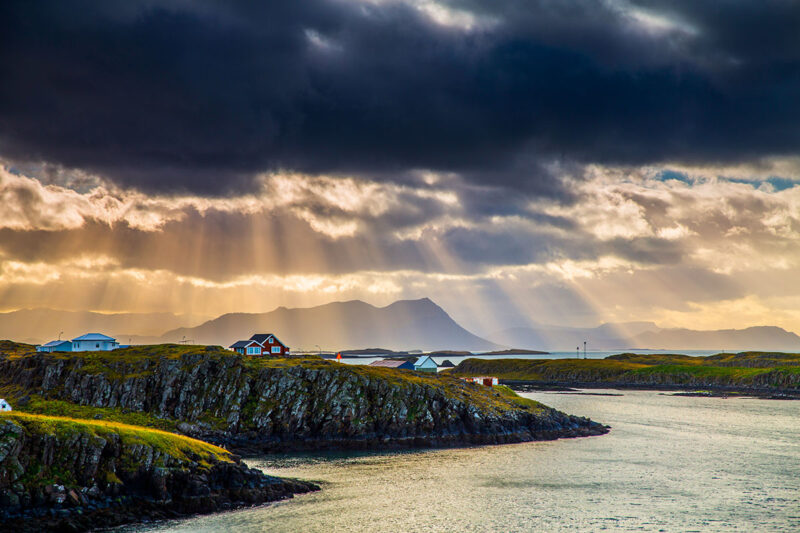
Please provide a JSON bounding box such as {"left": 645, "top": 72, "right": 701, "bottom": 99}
{"left": 1, "top": 411, "right": 234, "bottom": 467}
{"left": 605, "top": 353, "right": 703, "bottom": 365}
{"left": 628, "top": 364, "right": 769, "bottom": 381}
{"left": 0, "top": 340, "right": 36, "bottom": 358}
{"left": 452, "top": 358, "right": 641, "bottom": 381}
{"left": 493, "top": 384, "right": 544, "bottom": 410}
{"left": 0, "top": 380, "right": 181, "bottom": 432}
{"left": 19, "top": 396, "right": 179, "bottom": 431}
{"left": 453, "top": 352, "right": 800, "bottom": 390}
{"left": 51, "top": 344, "right": 214, "bottom": 377}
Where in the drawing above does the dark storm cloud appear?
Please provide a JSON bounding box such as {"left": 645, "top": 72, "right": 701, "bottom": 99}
{"left": 1, "top": 0, "right": 799, "bottom": 195}
{"left": 0, "top": 195, "right": 670, "bottom": 277}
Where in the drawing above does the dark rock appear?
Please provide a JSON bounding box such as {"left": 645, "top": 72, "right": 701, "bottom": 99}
{"left": 0, "top": 416, "right": 319, "bottom": 532}
{"left": 0, "top": 351, "right": 607, "bottom": 455}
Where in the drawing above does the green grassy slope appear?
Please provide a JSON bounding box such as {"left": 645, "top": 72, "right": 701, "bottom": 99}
{"left": 453, "top": 352, "right": 800, "bottom": 391}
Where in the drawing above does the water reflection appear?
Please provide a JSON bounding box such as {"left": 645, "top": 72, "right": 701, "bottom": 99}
{"left": 126, "top": 390, "right": 800, "bottom": 532}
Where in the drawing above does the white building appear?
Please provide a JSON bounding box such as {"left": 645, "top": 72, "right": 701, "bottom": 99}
{"left": 0, "top": 399, "right": 11, "bottom": 411}
{"left": 71, "top": 333, "right": 119, "bottom": 352}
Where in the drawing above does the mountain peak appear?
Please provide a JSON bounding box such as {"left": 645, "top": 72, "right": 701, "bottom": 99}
{"left": 160, "top": 297, "right": 496, "bottom": 351}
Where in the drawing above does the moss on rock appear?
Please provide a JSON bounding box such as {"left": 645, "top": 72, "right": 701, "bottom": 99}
{"left": 0, "top": 346, "right": 608, "bottom": 454}
{"left": 0, "top": 412, "right": 317, "bottom": 532}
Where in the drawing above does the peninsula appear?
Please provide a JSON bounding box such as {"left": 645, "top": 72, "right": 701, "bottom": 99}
{"left": 453, "top": 352, "right": 800, "bottom": 397}
{"left": 0, "top": 413, "right": 317, "bottom": 532}
{"left": 0, "top": 341, "right": 609, "bottom": 529}
{"left": 0, "top": 343, "right": 607, "bottom": 453}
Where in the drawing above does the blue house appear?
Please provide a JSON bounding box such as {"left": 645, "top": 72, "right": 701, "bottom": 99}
{"left": 414, "top": 355, "right": 438, "bottom": 373}
{"left": 37, "top": 340, "right": 73, "bottom": 353}
{"left": 71, "top": 333, "right": 119, "bottom": 352}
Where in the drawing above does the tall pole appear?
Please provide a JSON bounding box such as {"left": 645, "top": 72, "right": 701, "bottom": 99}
{"left": 583, "top": 341, "right": 587, "bottom": 359}
{"left": 576, "top": 346, "right": 579, "bottom": 358}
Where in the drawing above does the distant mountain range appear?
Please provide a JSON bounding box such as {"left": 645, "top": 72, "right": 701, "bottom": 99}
{"left": 490, "top": 323, "right": 800, "bottom": 352}
{"left": 630, "top": 326, "right": 800, "bottom": 352}
{"left": 4, "top": 301, "right": 800, "bottom": 353}
{"left": 0, "top": 308, "right": 196, "bottom": 345}
{"left": 159, "top": 298, "right": 501, "bottom": 351}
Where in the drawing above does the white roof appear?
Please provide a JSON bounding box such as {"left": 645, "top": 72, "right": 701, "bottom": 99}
{"left": 72, "top": 333, "right": 117, "bottom": 342}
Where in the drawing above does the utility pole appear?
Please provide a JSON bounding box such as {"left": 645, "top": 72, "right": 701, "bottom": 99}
{"left": 583, "top": 341, "right": 587, "bottom": 359}
{"left": 576, "top": 346, "right": 579, "bottom": 358}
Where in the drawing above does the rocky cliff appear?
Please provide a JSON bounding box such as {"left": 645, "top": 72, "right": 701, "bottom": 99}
{"left": 0, "top": 413, "right": 318, "bottom": 532}
{"left": 0, "top": 345, "right": 607, "bottom": 454}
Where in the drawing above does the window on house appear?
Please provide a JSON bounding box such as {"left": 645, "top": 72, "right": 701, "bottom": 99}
{"left": 247, "top": 346, "right": 260, "bottom": 355}
{"left": 269, "top": 338, "right": 273, "bottom": 343}
{"left": 96, "top": 343, "right": 100, "bottom": 348}
{"left": 271, "top": 346, "right": 281, "bottom": 354}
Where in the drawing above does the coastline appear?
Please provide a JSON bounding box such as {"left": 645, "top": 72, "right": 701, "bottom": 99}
{"left": 453, "top": 353, "right": 800, "bottom": 399}
{"left": 0, "top": 344, "right": 609, "bottom": 531}
{"left": 0, "top": 346, "right": 610, "bottom": 456}
{"left": 0, "top": 413, "right": 319, "bottom": 533}
{"left": 504, "top": 381, "right": 800, "bottom": 399}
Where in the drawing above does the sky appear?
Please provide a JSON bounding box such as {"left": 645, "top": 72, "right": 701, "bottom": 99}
{"left": 1, "top": 0, "right": 800, "bottom": 336}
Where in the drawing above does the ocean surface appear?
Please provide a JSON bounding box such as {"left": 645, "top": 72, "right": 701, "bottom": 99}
{"left": 127, "top": 390, "right": 800, "bottom": 532}
{"left": 338, "top": 349, "right": 721, "bottom": 367}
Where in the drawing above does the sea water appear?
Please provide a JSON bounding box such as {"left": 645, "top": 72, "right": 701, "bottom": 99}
{"left": 338, "top": 350, "right": 721, "bottom": 367}
{"left": 126, "top": 390, "right": 799, "bottom": 532}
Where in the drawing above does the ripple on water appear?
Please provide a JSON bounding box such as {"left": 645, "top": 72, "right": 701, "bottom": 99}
{"left": 124, "top": 390, "right": 800, "bottom": 533}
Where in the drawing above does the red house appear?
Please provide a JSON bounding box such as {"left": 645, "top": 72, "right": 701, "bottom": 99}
{"left": 229, "top": 333, "right": 290, "bottom": 356}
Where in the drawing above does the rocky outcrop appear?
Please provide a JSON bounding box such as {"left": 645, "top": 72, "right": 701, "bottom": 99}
{"left": 0, "top": 414, "right": 318, "bottom": 532}
{"left": 0, "top": 347, "right": 608, "bottom": 454}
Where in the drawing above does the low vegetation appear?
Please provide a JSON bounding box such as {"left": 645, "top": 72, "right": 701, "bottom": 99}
{"left": 1, "top": 412, "right": 233, "bottom": 474}
{"left": 453, "top": 352, "right": 800, "bottom": 391}
{"left": 9, "top": 395, "right": 180, "bottom": 432}
{"left": 0, "top": 410, "right": 318, "bottom": 532}
{"left": 0, "top": 340, "right": 35, "bottom": 358}
{"left": 0, "top": 340, "right": 595, "bottom": 453}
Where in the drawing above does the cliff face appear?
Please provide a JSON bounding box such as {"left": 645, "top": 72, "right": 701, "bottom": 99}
{"left": 0, "top": 413, "right": 317, "bottom": 532}
{"left": 0, "top": 346, "right": 607, "bottom": 454}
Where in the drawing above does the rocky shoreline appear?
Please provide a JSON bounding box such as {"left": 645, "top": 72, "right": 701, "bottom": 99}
{"left": 0, "top": 414, "right": 318, "bottom": 533}
{"left": 504, "top": 380, "right": 800, "bottom": 399}
{"left": 0, "top": 346, "right": 610, "bottom": 531}
{"left": 453, "top": 353, "right": 800, "bottom": 399}
{"left": 201, "top": 411, "right": 608, "bottom": 456}
{"left": 1, "top": 467, "right": 317, "bottom": 533}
